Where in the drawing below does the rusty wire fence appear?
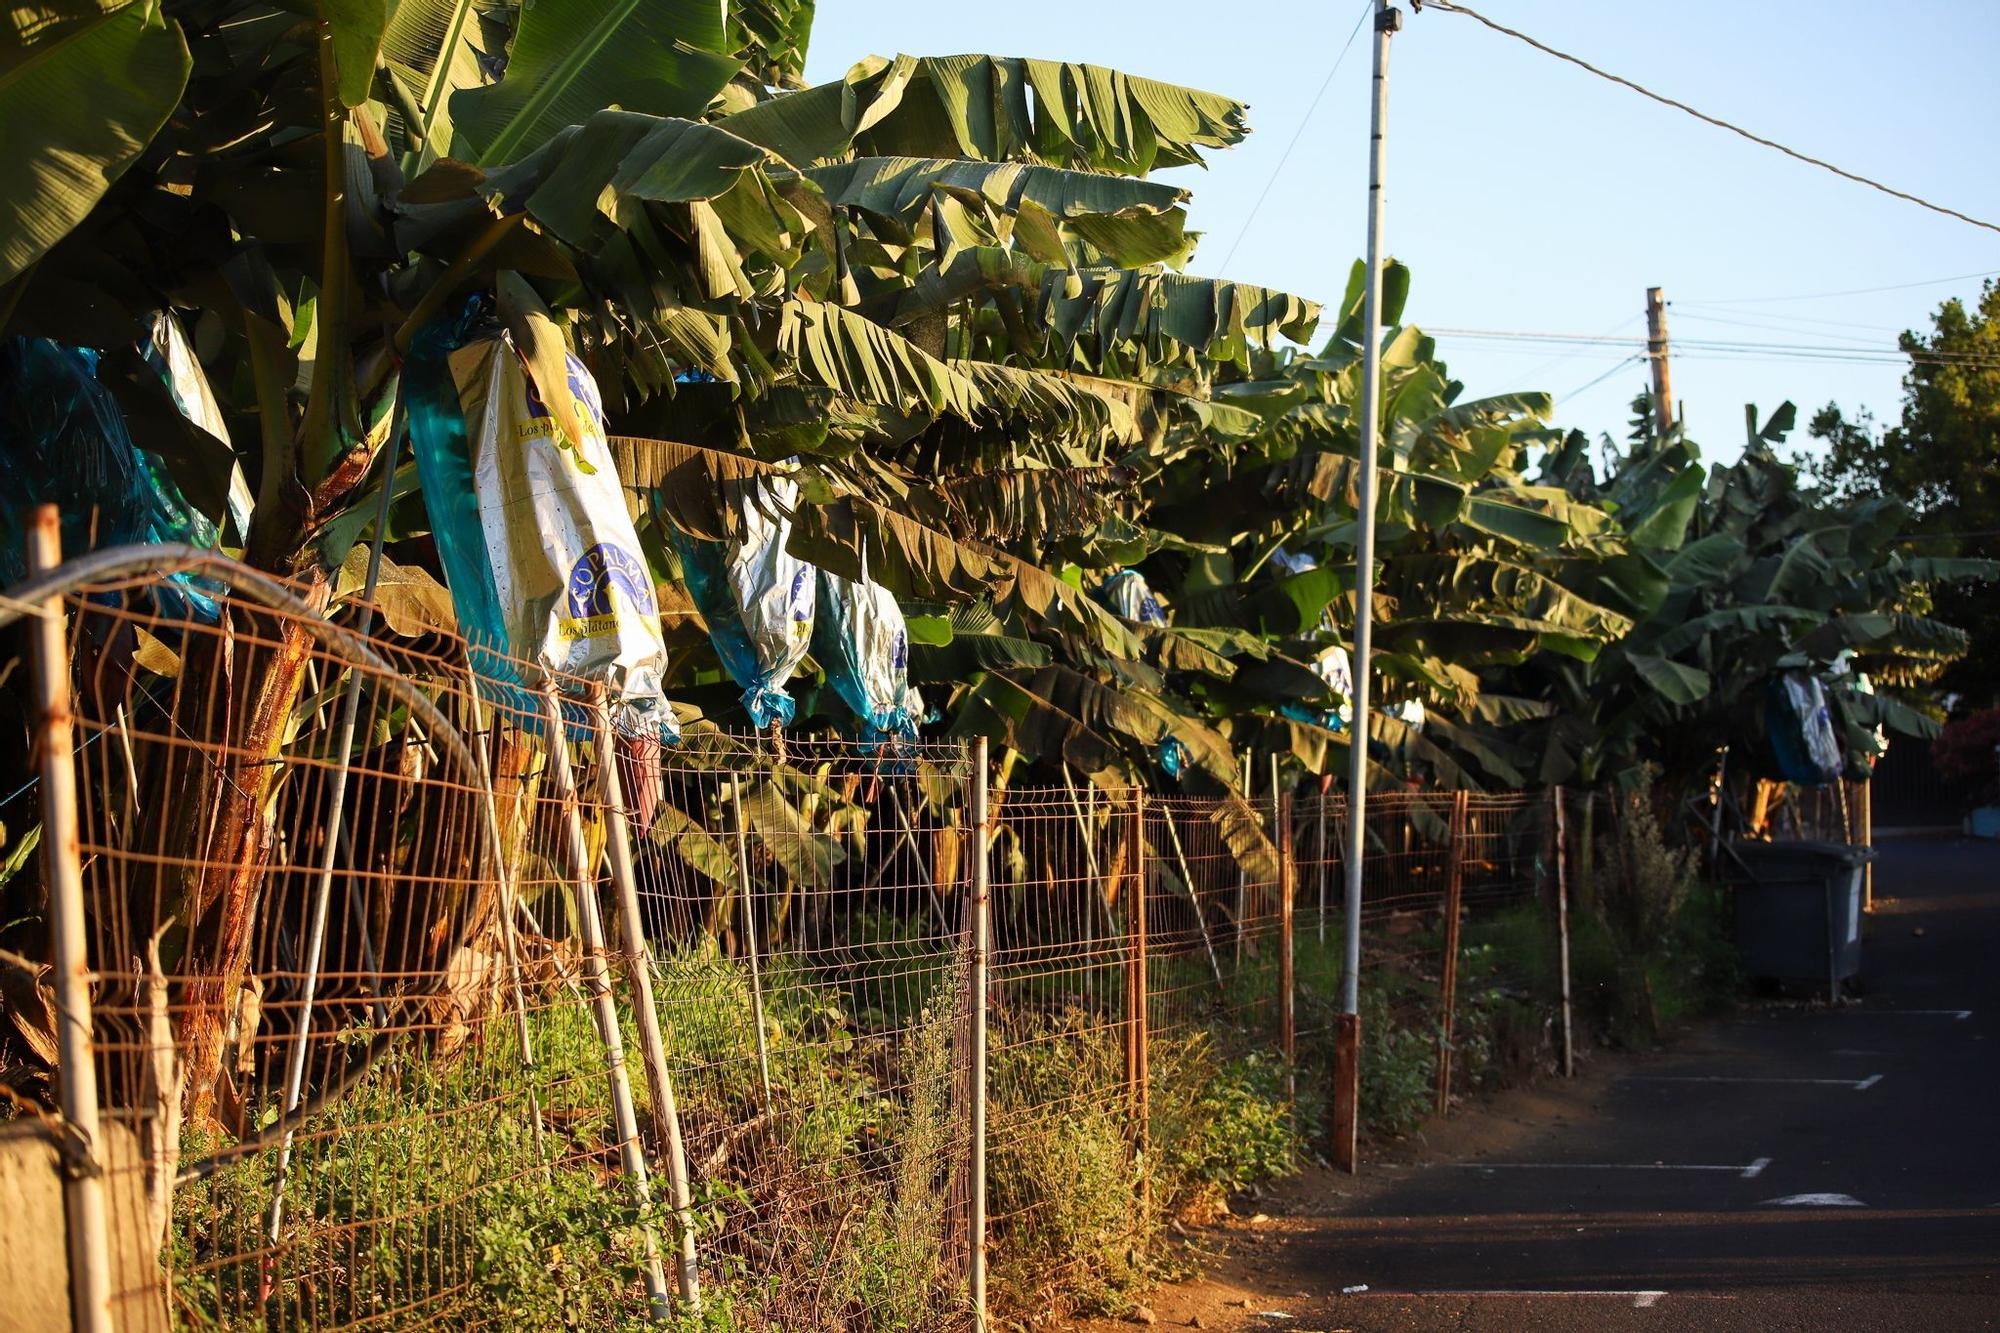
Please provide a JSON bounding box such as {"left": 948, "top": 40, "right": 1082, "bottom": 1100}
{"left": 3, "top": 551, "right": 1593, "bottom": 1330}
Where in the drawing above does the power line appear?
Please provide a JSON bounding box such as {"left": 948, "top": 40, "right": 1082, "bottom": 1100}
{"left": 1424, "top": 324, "right": 2000, "bottom": 372}
{"left": 1421, "top": 0, "right": 2000, "bottom": 238}
{"left": 1556, "top": 354, "right": 1644, "bottom": 403}
{"left": 1682, "top": 269, "right": 2000, "bottom": 307}
{"left": 1214, "top": 0, "right": 1374, "bottom": 276}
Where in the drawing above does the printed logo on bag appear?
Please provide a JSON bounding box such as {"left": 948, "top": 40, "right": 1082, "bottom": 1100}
{"left": 788, "top": 567, "right": 812, "bottom": 639}
{"left": 561, "top": 543, "right": 658, "bottom": 638}
{"left": 518, "top": 353, "right": 607, "bottom": 472}
{"left": 892, "top": 630, "right": 907, "bottom": 673}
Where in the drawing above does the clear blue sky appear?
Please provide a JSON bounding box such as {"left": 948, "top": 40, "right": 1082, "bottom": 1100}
{"left": 803, "top": 0, "right": 2000, "bottom": 463}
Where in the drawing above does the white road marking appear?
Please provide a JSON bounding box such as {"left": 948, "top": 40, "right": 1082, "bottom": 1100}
{"left": 1371, "top": 1290, "right": 1669, "bottom": 1308}
{"left": 1850, "top": 1009, "right": 1972, "bottom": 1019}
{"left": 1450, "top": 1159, "right": 1772, "bottom": 1178}
{"left": 1764, "top": 1193, "right": 1866, "bottom": 1207}
{"left": 1628, "top": 1074, "right": 1881, "bottom": 1091}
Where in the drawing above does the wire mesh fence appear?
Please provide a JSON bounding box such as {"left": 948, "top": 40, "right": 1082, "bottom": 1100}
{"left": 3, "top": 552, "right": 1602, "bottom": 1330}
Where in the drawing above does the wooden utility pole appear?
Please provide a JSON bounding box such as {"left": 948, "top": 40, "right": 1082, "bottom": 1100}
{"left": 1646, "top": 286, "right": 1674, "bottom": 435}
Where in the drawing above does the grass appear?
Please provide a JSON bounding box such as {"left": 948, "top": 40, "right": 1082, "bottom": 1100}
{"left": 160, "top": 847, "right": 1740, "bottom": 1330}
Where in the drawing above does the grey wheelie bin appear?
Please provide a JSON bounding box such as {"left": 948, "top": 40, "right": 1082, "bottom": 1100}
{"left": 1720, "top": 839, "right": 1875, "bottom": 1000}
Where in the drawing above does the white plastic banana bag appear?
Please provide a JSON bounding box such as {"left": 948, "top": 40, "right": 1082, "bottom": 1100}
{"left": 449, "top": 333, "right": 673, "bottom": 733}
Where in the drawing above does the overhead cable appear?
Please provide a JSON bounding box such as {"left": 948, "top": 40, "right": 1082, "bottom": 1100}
{"left": 1422, "top": 0, "right": 2000, "bottom": 237}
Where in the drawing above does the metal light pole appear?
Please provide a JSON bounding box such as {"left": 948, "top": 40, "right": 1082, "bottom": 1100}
{"left": 1335, "top": 0, "right": 1401, "bottom": 1173}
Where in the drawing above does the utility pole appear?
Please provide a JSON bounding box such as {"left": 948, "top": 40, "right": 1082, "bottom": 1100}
{"left": 1646, "top": 286, "right": 1674, "bottom": 435}
{"left": 1335, "top": 0, "right": 1401, "bottom": 1176}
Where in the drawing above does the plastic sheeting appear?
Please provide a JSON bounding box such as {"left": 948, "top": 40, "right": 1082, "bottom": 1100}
{"left": 140, "top": 311, "right": 254, "bottom": 543}
{"left": 408, "top": 313, "right": 674, "bottom": 737}
{"left": 1098, "top": 568, "right": 1168, "bottom": 625}
{"left": 814, "top": 563, "right": 923, "bottom": 739}
{"left": 0, "top": 337, "right": 222, "bottom": 619}
{"left": 670, "top": 475, "right": 816, "bottom": 729}
{"left": 1282, "top": 644, "right": 1355, "bottom": 734}
{"left": 1767, "top": 670, "right": 1844, "bottom": 787}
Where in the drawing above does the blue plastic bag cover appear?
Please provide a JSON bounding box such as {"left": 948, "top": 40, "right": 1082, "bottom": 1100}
{"left": 1766, "top": 671, "right": 1843, "bottom": 786}
{"left": 1155, "top": 736, "right": 1189, "bottom": 778}
{"left": 1098, "top": 568, "right": 1168, "bottom": 626}
{"left": 0, "top": 337, "right": 222, "bottom": 620}
{"left": 668, "top": 475, "right": 815, "bottom": 729}
{"left": 813, "top": 562, "right": 923, "bottom": 738}
{"left": 1267, "top": 545, "right": 1318, "bottom": 576}
{"left": 408, "top": 311, "right": 676, "bottom": 739}
{"left": 141, "top": 311, "right": 254, "bottom": 544}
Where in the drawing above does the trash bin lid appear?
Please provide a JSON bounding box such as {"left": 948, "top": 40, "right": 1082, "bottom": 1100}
{"left": 1729, "top": 838, "right": 1876, "bottom": 865}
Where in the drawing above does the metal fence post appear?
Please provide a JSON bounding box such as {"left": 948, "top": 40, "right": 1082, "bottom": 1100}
{"left": 1434, "top": 791, "right": 1469, "bottom": 1115}
{"left": 540, "top": 686, "right": 670, "bottom": 1321}
{"left": 729, "top": 777, "right": 775, "bottom": 1109}
{"left": 27, "top": 507, "right": 115, "bottom": 1333}
{"left": 1278, "top": 789, "right": 1296, "bottom": 1108}
{"left": 1553, "top": 785, "right": 1575, "bottom": 1078}
{"left": 592, "top": 697, "right": 701, "bottom": 1311}
{"left": 1131, "top": 792, "right": 1150, "bottom": 1178}
{"left": 968, "top": 737, "right": 991, "bottom": 1328}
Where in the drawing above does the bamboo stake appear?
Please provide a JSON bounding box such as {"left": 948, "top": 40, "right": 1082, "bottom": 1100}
{"left": 1159, "top": 805, "right": 1227, "bottom": 995}
{"left": 730, "top": 778, "right": 775, "bottom": 1109}
{"left": 592, "top": 697, "right": 701, "bottom": 1310}
{"left": 27, "top": 508, "right": 114, "bottom": 1333}
{"left": 541, "top": 687, "right": 670, "bottom": 1320}
{"left": 463, "top": 676, "right": 548, "bottom": 1160}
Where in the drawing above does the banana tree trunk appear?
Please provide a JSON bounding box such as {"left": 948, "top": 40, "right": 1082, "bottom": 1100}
{"left": 167, "top": 579, "right": 325, "bottom": 1126}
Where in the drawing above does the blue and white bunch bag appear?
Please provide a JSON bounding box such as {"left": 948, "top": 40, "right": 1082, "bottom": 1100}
{"left": 1282, "top": 644, "right": 1354, "bottom": 733}
{"left": 447, "top": 332, "right": 673, "bottom": 735}
{"left": 672, "top": 475, "right": 816, "bottom": 728}
{"left": 1766, "top": 669, "right": 1843, "bottom": 786}
{"left": 1098, "top": 568, "right": 1168, "bottom": 626}
{"left": 814, "top": 561, "right": 923, "bottom": 739}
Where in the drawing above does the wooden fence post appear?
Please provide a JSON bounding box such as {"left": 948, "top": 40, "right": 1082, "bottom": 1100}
{"left": 1553, "top": 785, "right": 1575, "bottom": 1079}
{"left": 729, "top": 778, "right": 774, "bottom": 1109}
{"left": 27, "top": 508, "right": 115, "bottom": 1333}
{"left": 1861, "top": 778, "right": 1874, "bottom": 911}
{"left": 1331, "top": 1012, "right": 1360, "bottom": 1174}
{"left": 1434, "top": 790, "right": 1469, "bottom": 1116}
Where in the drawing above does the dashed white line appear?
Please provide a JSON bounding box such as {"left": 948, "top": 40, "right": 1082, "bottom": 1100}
{"left": 1450, "top": 1159, "right": 1772, "bottom": 1178}
{"left": 1850, "top": 1009, "right": 1972, "bottom": 1019}
{"left": 1764, "top": 1193, "right": 1866, "bottom": 1207}
{"left": 1366, "top": 1290, "right": 1670, "bottom": 1308}
{"left": 1628, "top": 1074, "right": 1882, "bottom": 1091}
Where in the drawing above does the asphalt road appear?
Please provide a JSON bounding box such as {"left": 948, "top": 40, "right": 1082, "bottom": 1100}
{"left": 1152, "top": 834, "right": 2000, "bottom": 1332}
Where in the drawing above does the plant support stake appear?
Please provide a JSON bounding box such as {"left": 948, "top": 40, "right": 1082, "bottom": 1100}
{"left": 542, "top": 687, "right": 671, "bottom": 1320}
{"left": 593, "top": 697, "right": 701, "bottom": 1311}
{"left": 731, "top": 777, "right": 775, "bottom": 1108}
{"left": 27, "top": 507, "right": 115, "bottom": 1333}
